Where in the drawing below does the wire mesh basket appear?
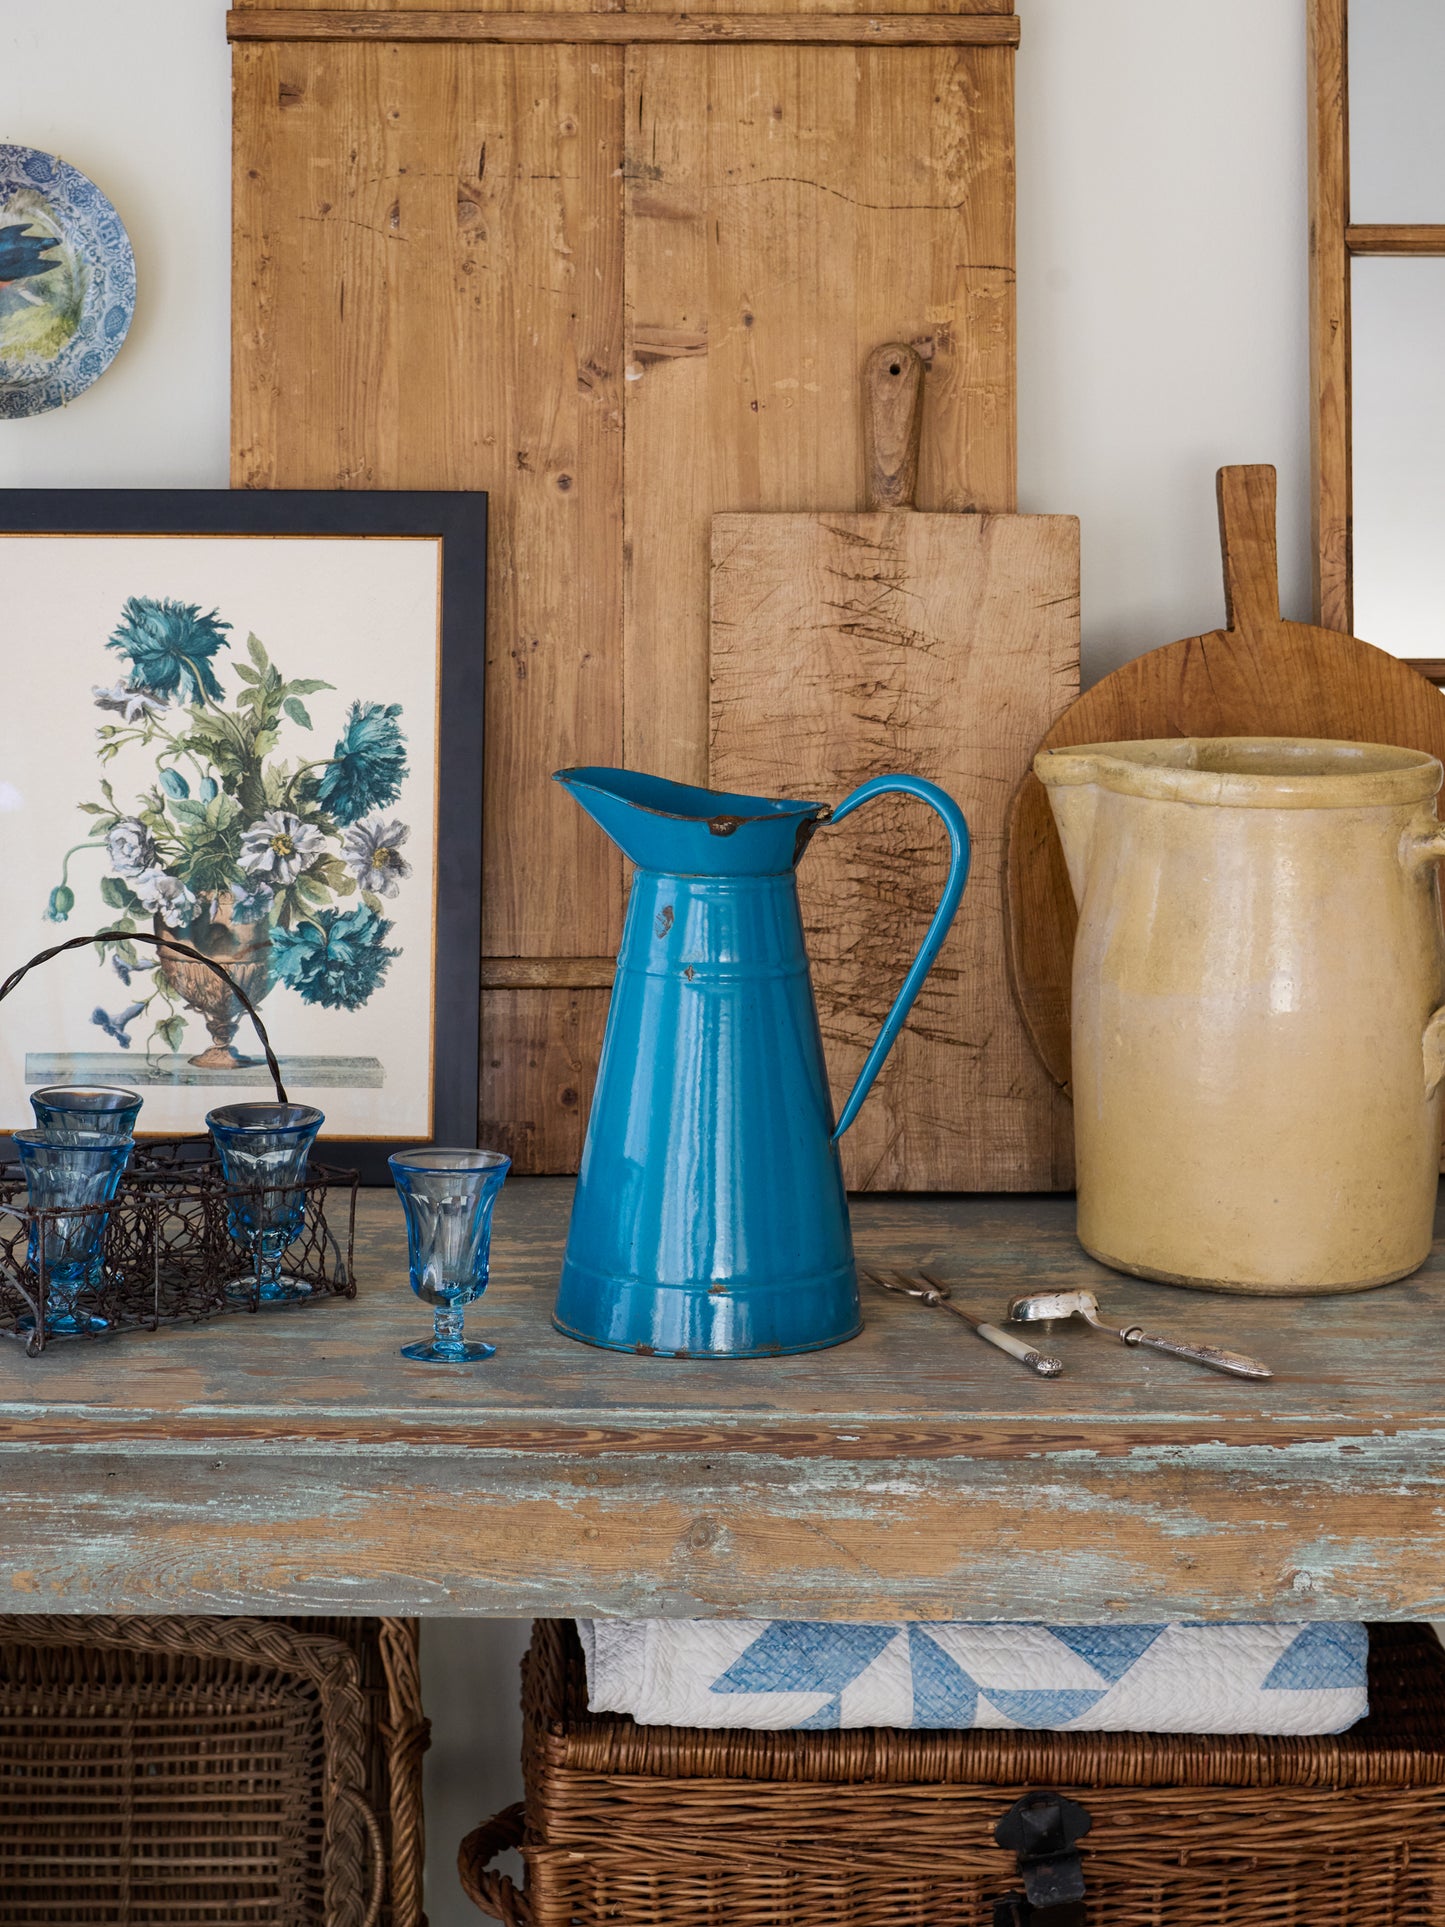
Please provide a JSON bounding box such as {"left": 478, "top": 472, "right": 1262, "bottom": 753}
{"left": 0, "top": 930, "right": 357, "bottom": 1352}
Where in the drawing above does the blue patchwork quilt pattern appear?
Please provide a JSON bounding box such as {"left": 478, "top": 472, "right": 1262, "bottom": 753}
{"left": 577, "top": 1619, "right": 1368, "bottom": 1735}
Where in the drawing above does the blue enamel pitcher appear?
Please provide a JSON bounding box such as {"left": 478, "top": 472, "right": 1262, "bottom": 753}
{"left": 552, "top": 768, "right": 970, "bottom": 1357}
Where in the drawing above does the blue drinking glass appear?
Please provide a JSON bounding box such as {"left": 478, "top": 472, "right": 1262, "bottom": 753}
{"left": 31, "top": 1084, "right": 143, "bottom": 1141}
{"left": 14, "top": 1129, "right": 134, "bottom": 1334}
{"left": 206, "top": 1103, "right": 324, "bottom": 1303}
{"left": 389, "top": 1148, "right": 510, "bottom": 1362}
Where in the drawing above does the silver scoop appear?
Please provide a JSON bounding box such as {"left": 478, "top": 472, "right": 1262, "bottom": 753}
{"left": 1008, "top": 1288, "right": 1272, "bottom": 1381}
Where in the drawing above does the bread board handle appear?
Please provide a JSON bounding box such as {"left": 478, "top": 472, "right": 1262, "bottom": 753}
{"left": 864, "top": 342, "right": 925, "bottom": 510}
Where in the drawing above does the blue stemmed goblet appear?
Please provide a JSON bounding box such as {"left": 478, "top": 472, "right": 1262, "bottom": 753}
{"left": 31, "top": 1084, "right": 143, "bottom": 1141}
{"left": 14, "top": 1128, "right": 134, "bottom": 1334}
{"left": 389, "top": 1147, "right": 510, "bottom": 1362}
{"left": 206, "top": 1103, "right": 324, "bottom": 1303}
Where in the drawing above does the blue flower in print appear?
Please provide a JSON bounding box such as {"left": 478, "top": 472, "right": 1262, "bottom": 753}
{"left": 315, "top": 701, "right": 409, "bottom": 825}
{"left": 271, "top": 903, "right": 399, "bottom": 1010}
{"left": 90, "top": 1001, "right": 145, "bottom": 1047}
{"left": 47, "top": 585, "right": 414, "bottom": 1053}
{"left": 107, "top": 596, "right": 232, "bottom": 704}
{"left": 229, "top": 881, "right": 275, "bottom": 926}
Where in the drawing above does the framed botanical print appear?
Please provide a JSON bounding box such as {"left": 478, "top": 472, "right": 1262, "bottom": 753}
{"left": 0, "top": 490, "right": 486, "bottom": 1182}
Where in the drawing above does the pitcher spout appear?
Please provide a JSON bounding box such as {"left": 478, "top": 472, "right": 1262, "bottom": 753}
{"left": 553, "top": 766, "right": 830, "bottom": 876}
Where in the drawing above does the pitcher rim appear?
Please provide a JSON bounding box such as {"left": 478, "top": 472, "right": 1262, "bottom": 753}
{"left": 553, "top": 765, "right": 830, "bottom": 828}
{"left": 1034, "top": 736, "right": 1444, "bottom": 810}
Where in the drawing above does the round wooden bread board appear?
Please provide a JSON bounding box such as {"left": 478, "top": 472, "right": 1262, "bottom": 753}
{"left": 1004, "top": 464, "right": 1445, "bottom": 1093}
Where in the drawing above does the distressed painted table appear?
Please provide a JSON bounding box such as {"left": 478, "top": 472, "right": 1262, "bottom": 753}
{"left": 2, "top": 1178, "right": 1442, "bottom": 1620}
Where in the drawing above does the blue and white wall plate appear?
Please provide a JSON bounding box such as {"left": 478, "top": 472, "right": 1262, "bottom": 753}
{"left": 0, "top": 145, "right": 135, "bottom": 419}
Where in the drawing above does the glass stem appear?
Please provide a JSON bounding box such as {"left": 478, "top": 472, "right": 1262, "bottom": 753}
{"left": 255, "top": 1231, "right": 283, "bottom": 1292}
{"left": 434, "top": 1306, "right": 465, "bottom": 1350}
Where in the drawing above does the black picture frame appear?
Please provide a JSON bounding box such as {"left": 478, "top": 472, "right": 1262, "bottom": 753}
{"left": 0, "top": 489, "right": 486, "bottom": 1184}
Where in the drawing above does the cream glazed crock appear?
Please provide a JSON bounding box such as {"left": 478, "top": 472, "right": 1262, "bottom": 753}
{"left": 1036, "top": 736, "right": 1445, "bottom": 1293}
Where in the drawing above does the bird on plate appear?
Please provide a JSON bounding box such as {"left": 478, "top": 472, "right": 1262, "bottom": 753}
{"left": 0, "top": 223, "right": 61, "bottom": 305}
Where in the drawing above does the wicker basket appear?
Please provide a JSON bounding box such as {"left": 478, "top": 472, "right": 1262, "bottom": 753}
{"left": 459, "top": 1618, "right": 1445, "bottom": 1927}
{"left": 0, "top": 1614, "right": 429, "bottom": 1927}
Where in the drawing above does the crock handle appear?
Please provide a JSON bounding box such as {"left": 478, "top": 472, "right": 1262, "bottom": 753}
{"left": 1399, "top": 825, "right": 1445, "bottom": 1096}
{"left": 1401, "top": 820, "right": 1445, "bottom": 872}
{"left": 825, "top": 775, "right": 971, "bottom": 1142}
{"left": 1424, "top": 1007, "right": 1445, "bottom": 1101}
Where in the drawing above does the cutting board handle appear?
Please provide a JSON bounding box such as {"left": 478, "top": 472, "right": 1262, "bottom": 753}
{"left": 864, "top": 343, "right": 925, "bottom": 510}
{"left": 1217, "top": 464, "right": 1281, "bottom": 636}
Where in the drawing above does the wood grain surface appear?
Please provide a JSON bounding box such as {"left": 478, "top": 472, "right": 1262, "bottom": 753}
{"left": 228, "top": 10, "right": 1024, "bottom": 41}
{"left": 1308, "top": 0, "right": 1351, "bottom": 632}
{"left": 625, "top": 43, "right": 1016, "bottom": 791}
{"left": 234, "top": 35, "right": 627, "bottom": 1170}
{"left": 230, "top": 0, "right": 1011, "bottom": 15}
{"left": 1347, "top": 223, "right": 1445, "bottom": 256}
{"left": 1004, "top": 465, "right": 1445, "bottom": 1093}
{"left": 6, "top": 1177, "right": 1445, "bottom": 1620}
{"left": 711, "top": 504, "right": 1078, "bottom": 1189}
{"left": 232, "top": 13, "right": 1017, "bottom": 1167}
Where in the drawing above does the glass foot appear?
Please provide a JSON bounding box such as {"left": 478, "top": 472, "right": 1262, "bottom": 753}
{"left": 401, "top": 1337, "right": 496, "bottom": 1363}
{"left": 226, "top": 1274, "right": 313, "bottom": 1305}
{"left": 18, "top": 1311, "right": 109, "bottom": 1336}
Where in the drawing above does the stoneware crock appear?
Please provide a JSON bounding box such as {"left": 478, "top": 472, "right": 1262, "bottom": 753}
{"left": 1036, "top": 735, "right": 1445, "bottom": 1294}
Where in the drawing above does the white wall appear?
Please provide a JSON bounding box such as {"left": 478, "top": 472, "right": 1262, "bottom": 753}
{"left": 0, "top": 0, "right": 231, "bottom": 489}
{"left": 0, "top": 4, "right": 1312, "bottom": 1924}
{"left": 1017, "top": 0, "right": 1310, "bottom": 672}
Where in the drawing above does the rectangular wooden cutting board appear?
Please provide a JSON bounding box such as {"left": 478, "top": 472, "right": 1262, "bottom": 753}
{"left": 710, "top": 359, "right": 1078, "bottom": 1190}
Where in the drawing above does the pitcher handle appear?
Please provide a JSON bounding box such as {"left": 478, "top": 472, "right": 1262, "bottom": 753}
{"left": 826, "top": 775, "right": 971, "bottom": 1142}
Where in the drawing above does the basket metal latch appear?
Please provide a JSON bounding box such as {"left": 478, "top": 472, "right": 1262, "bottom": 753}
{"left": 991, "top": 1788, "right": 1093, "bottom": 1927}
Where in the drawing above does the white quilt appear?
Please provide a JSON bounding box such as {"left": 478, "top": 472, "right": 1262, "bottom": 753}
{"left": 577, "top": 1618, "right": 1368, "bottom": 1735}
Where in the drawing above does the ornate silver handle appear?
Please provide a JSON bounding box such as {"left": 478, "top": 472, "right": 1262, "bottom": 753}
{"left": 1121, "top": 1326, "right": 1273, "bottom": 1380}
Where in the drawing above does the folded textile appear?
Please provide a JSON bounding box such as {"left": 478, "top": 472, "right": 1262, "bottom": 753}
{"left": 576, "top": 1619, "right": 1368, "bottom": 1735}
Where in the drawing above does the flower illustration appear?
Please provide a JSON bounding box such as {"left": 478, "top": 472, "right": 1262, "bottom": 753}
{"left": 272, "top": 904, "right": 399, "bottom": 1010}
{"left": 50, "top": 607, "right": 412, "bottom": 1060}
{"left": 132, "top": 866, "right": 195, "bottom": 928}
{"left": 239, "top": 810, "right": 326, "bottom": 886}
{"left": 342, "top": 815, "right": 412, "bottom": 898}
{"left": 107, "top": 596, "right": 232, "bottom": 704}
{"left": 106, "top": 817, "right": 156, "bottom": 878}
{"left": 229, "top": 881, "right": 275, "bottom": 925}
{"left": 316, "top": 701, "right": 409, "bottom": 826}
{"left": 91, "top": 1001, "right": 146, "bottom": 1047}
{"left": 93, "top": 681, "right": 167, "bottom": 724}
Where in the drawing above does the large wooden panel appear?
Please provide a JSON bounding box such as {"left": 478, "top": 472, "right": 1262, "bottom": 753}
{"left": 232, "top": 15, "right": 1016, "bottom": 1169}
{"left": 478, "top": 985, "right": 608, "bottom": 1167}
{"left": 625, "top": 43, "right": 1016, "bottom": 787}
{"left": 233, "top": 38, "right": 626, "bottom": 1163}
{"left": 233, "top": 38, "right": 625, "bottom": 957}
{"left": 712, "top": 510, "right": 1076, "bottom": 1189}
